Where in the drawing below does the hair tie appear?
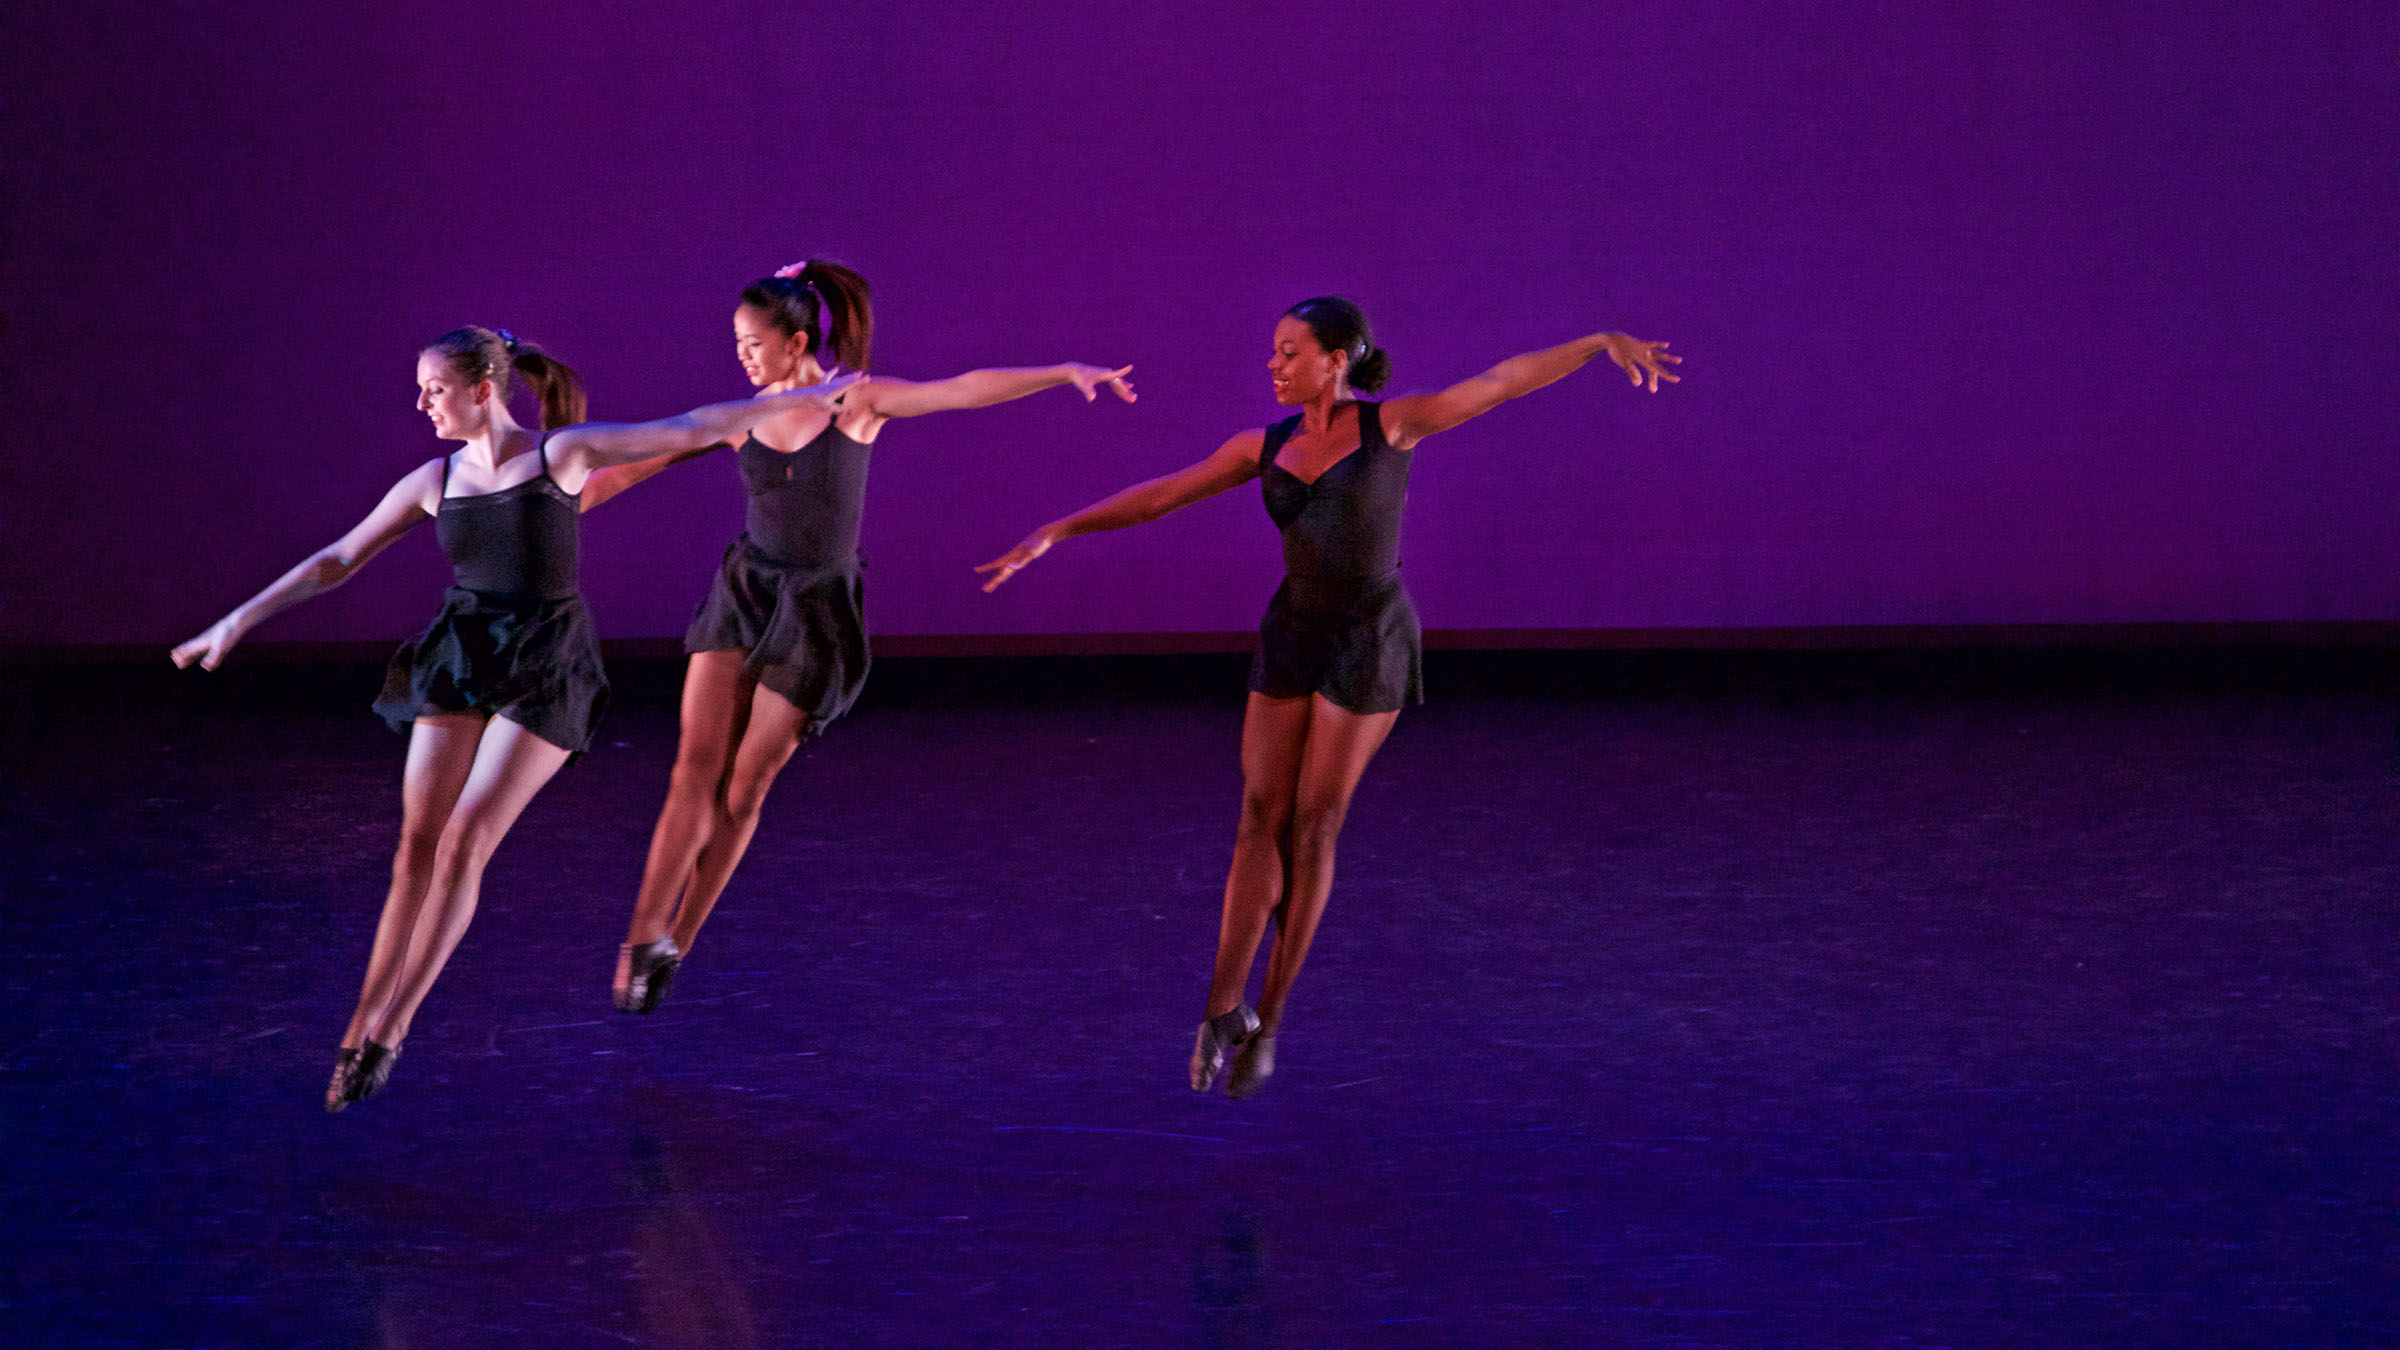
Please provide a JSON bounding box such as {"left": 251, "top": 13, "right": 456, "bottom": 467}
{"left": 495, "top": 327, "right": 518, "bottom": 350}
{"left": 773, "top": 261, "right": 808, "bottom": 280}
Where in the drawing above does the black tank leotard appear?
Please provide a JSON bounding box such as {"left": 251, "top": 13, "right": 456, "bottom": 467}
{"left": 681, "top": 422, "right": 871, "bottom": 733}
{"left": 738, "top": 422, "right": 869, "bottom": 565}
{"left": 1247, "top": 401, "right": 1424, "bottom": 713}
{"left": 372, "top": 435, "right": 610, "bottom": 753}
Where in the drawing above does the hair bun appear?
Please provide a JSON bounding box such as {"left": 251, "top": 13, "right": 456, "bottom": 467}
{"left": 1349, "top": 343, "right": 1393, "bottom": 394}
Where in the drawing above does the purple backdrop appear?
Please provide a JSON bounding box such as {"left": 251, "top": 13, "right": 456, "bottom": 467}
{"left": 4, "top": 1, "right": 2394, "bottom": 646}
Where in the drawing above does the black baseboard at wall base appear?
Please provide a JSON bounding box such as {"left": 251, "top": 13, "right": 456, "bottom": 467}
{"left": 3, "top": 626, "right": 2395, "bottom": 721}
{"left": 847, "top": 644, "right": 2400, "bottom": 708}
{"left": 9, "top": 619, "right": 2397, "bottom": 665}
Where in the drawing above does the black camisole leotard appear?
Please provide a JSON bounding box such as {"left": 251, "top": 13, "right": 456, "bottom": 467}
{"left": 373, "top": 433, "right": 610, "bottom": 753}
{"left": 1247, "top": 400, "right": 1424, "bottom": 713}
{"left": 681, "top": 422, "right": 872, "bottom": 733}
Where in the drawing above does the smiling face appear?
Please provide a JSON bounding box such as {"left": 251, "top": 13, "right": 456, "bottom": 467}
{"left": 415, "top": 351, "right": 490, "bottom": 440}
{"left": 734, "top": 304, "right": 810, "bottom": 388}
{"left": 1267, "top": 315, "right": 1346, "bottom": 405}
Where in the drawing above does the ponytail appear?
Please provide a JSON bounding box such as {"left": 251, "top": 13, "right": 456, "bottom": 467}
{"left": 799, "top": 260, "right": 873, "bottom": 370}
{"left": 743, "top": 258, "right": 875, "bottom": 370}
{"left": 507, "top": 344, "right": 587, "bottom": 428}
{"left": 422, "top": 326, "right": 587, "bottom": 428}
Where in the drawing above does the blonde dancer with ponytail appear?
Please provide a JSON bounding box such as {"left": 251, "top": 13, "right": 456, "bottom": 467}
{"left": 173, "top": 326, "right": 857, "bottom": 1110}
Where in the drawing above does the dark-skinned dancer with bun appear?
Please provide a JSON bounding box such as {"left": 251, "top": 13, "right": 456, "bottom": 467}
{"left": 981, "top": 296, "right": 1677, "bottom": 1097}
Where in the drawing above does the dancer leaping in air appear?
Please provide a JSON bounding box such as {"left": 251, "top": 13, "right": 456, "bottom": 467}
{"left": 979, "top": 296, "right": 1676, "bottom": 1096}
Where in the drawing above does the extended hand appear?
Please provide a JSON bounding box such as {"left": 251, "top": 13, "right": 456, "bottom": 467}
{"left": 171, "top": 619, "right": 240, "bottom": 671}
{"left": 1599, "top": 335, "right": 1680, "bottom": 393}
{"left": 1065, "top": 364, "right": 1136, "bottom": 404}
{"left": 974, "top": 528, "right": 1059, "bottom": 592}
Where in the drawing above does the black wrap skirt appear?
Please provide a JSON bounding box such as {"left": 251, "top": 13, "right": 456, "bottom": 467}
{"left": 373, "top": 586, "right": 611, "bottom": 754}
{"left": 1247, "top": 572, "right": 1423, "bottom": 714}
{"left": 683, "top": 536, "right": 869, "bottom": 736}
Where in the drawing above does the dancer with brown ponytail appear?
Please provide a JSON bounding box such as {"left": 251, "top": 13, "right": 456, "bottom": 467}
{"left": 597, "top": 260, "right": 1134, "bottom": 1014}
{"left": 173, "top": 327, "right": 857, "bottom": 1110}
{"left": 980, "top": 297, "right": 1678, "bottom": 1097}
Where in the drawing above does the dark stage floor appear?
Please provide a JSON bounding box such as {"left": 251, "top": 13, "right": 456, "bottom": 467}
{"left": 3, "top": 653, "right": 2395, "bottom": 1346}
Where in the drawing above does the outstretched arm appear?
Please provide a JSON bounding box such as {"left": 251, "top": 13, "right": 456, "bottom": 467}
{"left": 544, "top": 372, "right": 863, "bottom": 490}
{"left": 1381, "top": 332, "right": 1678, "bottom": 451}
{"left": 171, "top": 459, "right": 444, "bottom": 670}
{"left": 976, "top": 430, "right": 1262, "bottom": 592}
{"left": 851, "top": 363, "right": 1136, "bottom": 423}
{"left": 577, "top": 441, "right": 727, "bottom": 513}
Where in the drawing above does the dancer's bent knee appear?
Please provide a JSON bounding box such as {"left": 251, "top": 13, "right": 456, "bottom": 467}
{"left": 720, "top": 774, "right": 781, "bottom": 826}
{"left": 1235, "top": 789, "right": 1295, "bottom": 842}
{"left": 1286, "top": 803, "right": 1348, "bottom": 857}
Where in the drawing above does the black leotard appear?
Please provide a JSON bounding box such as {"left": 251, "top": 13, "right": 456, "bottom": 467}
{"left": 436, "top": 472, "right": 581, "bottom": 599}
{"left": 1247, "top": 401, "right": 1424, "bottom": 713}
{"left": 681, "top": 423, "right": 871, "bottom": 732}
{"left": 372, "top": 435, "right": 610, "bottom": 752}
{"left": 739, "top": 423, "right": 870, "bottom": 566}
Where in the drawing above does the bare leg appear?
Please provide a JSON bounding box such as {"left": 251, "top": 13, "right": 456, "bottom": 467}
{"left": 667, "top": 683, "right": 811, "bottom": 953}
{"left": 340, "top": 714, "right": 484, "bottom": 1050}
{"left": 1204, "top": 694, "right": 1312, "bottom": 1019}
{"left": 365, "top": 715, "right": 572, "bottom": 1047}
{"left": 622, "top": 651, "right": 756, "bottom": 954}
{"left": 1251, "top": 695, "right": 1397, "bottom": 1031}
